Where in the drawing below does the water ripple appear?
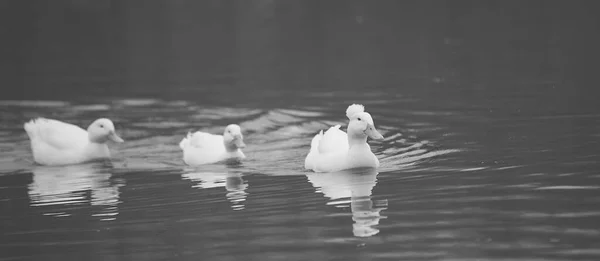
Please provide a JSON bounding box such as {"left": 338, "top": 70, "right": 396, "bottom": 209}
{"left": 535, "top": 186, "right": 600, "bottom": 190}
{"left": 26, "top": 163, "right": 123, "bottom": 220}
{"left": 1, "top": 98, "right": 597, "bottom": 260}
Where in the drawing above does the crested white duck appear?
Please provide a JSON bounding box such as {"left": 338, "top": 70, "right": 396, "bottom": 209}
{"left": 24, "top": 118, "right": 124, "bottom": 166}
{"left": 179, "top": 124, "right": 246, "bottom": 166}
{"left": 304, "top": 104, "right": 384, "bottom": 172}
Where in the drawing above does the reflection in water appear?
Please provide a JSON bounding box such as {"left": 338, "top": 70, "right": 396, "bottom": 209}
{"left": 0, "top": 0, "right": 596, "bottom": 258}
{"left": 28, "top": 162, "right": 123, "bottom": 220}
{"left": 182, "top": 171, "right": 248, "bottom": 211}
{"left": 306, "top": 168, "right": 388, "bottom": 237}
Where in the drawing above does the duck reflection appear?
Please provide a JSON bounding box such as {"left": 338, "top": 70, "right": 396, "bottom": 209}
{"left": 182, "top": 170, "right": 248, "bottom": 211}
{"left": 28, "top": 162, "right": 123, "bottom": 220}
{"left": 306, "top": 168, "right": 388, "bottom": 237}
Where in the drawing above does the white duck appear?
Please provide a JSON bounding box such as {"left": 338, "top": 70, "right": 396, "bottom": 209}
{"left": 304, "top": 104, "right": 384, "bottom": 172}
{"left": 24, "top": 118, "right": 124, "bottom": 166}
{"left": 179, "top": 124, "right": 246, "bottom": 166}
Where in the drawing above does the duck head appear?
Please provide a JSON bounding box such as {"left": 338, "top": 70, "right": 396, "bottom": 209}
{"left": 87, "top": 118, "right": 124, "bottom": 144}
{"left": 223, "top": 124, "right": 245, "bottom": 151}
{"left": 346, "top": 104, "right": 384, "bottom": 141}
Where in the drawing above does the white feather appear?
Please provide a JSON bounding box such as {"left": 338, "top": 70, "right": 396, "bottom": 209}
{"left": 305, "top": 104, "right": 381, "bottom": 172}
{"left": 23, "top": 118, "right": 116, "bottom": 165}
{"left": 317, "top": 125, "right": 348, "bottom": 154}
{"left": 346, "top": 104, "right": 365, "bottom": 119}
{"left": 179, "top": 132, "right": 192, "bottom": 150}
{"left": 180, "top": 127, "right": 246, "bottom": 166}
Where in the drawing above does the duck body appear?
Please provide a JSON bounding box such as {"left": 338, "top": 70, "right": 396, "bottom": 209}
{"left": 304, "top": 104, "right": 384, "bottom": 173}
{"left": 24, "top": 118, "right": 124, "bottom": 166}
{"left": 304, "top": 125, "right": 380, "bottom": 172}
{"left": 179, "top": 124, "right": 246, "bottom": 166}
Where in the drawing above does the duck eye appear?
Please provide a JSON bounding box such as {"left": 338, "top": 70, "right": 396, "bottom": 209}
{"left": 357, "top": 118, "right": 362, "bottom": 121}
{"left": 99, "top": 124, "right": 104, "bottom": 128}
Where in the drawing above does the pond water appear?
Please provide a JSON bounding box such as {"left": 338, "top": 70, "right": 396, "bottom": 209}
{"left": 2, "top": 1, "right": 600, "bottom": 260}
{"left": 1, "top": 82, "right": 599, "bottom": 260}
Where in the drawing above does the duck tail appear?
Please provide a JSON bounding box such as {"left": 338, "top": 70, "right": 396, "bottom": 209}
{"left": 24, "top": 119, "right": 36, "bottom": 134}
{"left": 305, "top": 130, "right": 323, "bottom": 170}
{"left": 179, "top": 132, "right": 192, "bottom": 150}
{"left": 23, "top": 118, "right": 45, "bottom": 139}
{"left": 310, "top": 130, "right": 323, "bottom": 153}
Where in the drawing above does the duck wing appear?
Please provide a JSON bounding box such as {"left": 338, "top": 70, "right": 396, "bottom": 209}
{"left": 317, "top": 125, "right": 349, "bottom": 154}
{"left": 186, "top": 131, "right": 224, "bottom": 149}
{"left": 24, "top": 118, "right": 88, "bottom": 150}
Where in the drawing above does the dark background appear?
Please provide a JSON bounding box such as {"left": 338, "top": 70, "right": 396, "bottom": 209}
{"left": 2, "top": 2, "right": 600, "bottom": 260}
{"left": 1, "top": 0, "right": 598, "bottom": 102}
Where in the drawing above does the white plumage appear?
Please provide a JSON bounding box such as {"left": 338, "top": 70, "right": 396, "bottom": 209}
{"left": 345, "top": 104, "right": 365, "bottom": 119}
{"left": 24, "top": 118, "right": 124, "bottom": 166}
{"left": 180, "top": 124, "right": 246, "bottom": 166}
{"left": 305, "top": 104, "right": 384, "bottom": 172}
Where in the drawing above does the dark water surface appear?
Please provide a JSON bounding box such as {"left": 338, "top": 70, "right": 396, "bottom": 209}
{"left": 2, "top": 1, "right": 600, "bottom": 260}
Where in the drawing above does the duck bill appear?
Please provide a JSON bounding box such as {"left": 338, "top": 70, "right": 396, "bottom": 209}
{"left": 108, "top": 131, "right": 124, "bottom": 143}
{"left": 365, "top": 124, "right": 384, "bottom": 140}
{"left": 234, "top": 137, "right": 246, "bottom": 148}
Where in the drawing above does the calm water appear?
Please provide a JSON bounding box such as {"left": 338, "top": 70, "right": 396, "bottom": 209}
{"left": 2, "top": 1, "right": 600, "bottom": 260}
{"left": 1, "top": 87, "right": 599, "bottom": 260}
